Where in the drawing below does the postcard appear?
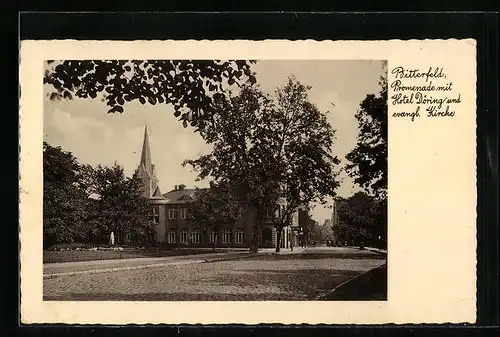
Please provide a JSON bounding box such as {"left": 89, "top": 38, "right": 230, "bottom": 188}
{"left": 19, "top": 39, "right": 477, "bottom": 324}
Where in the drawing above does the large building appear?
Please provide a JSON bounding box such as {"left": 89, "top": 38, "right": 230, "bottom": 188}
{"left": 135, "top": 126, "right": 299, "bottom": 249}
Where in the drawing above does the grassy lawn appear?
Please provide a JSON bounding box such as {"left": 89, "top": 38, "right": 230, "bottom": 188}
{"left": 43, "top": 248, "right": 235, "bottom": 264}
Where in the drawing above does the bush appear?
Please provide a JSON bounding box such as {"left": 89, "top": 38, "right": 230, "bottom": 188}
{"left": 47, "top": 243, "right": 93, "bottom": 251}
{"left": 46, "top": 242, "right": 126, "bottom": 252}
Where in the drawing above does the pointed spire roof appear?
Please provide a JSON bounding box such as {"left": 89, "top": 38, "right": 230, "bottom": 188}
{"left": 140, "top": 125, "right": 152, "bottom": 176}
{"left": 152, "top": 185, "right": 162, "bottom": 197}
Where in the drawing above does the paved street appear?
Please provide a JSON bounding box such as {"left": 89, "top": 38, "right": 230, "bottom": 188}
{"left": 43, "top": 247, "right": 386, "bottom": 301}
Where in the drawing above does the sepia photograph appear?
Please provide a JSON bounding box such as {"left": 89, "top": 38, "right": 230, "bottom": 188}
{"left": 19, "top": 39, "right": 478, "bottom": 324}
{"left": 42, "top": 59, "right": 388, "bottom": 302}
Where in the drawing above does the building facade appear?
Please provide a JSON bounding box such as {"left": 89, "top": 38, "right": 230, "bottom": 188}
{"left": 135, "top": 126, "right": 298, "bottom": 249}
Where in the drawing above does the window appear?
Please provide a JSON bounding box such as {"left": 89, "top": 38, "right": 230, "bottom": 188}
{"left": 168, "top": 229, "right": 176, "bottom": 243}
{"left": 168, "top": 208, "right": 176, "bottom": 219}
{"left": 190, "top": 229, "right": 200, "bottom": 243}
{"left": 180, "top": 229, "right": 189, "bottom": 244}
{"left": 151, "top": 206, "right": 160, "bottom": 225}
{"left": 209, "top": 231, "right": 217, "bottom": 244}
{"left": 235, "top": 229, "right": 244, "bottom": 243}
{"left": 222, "top": 230, "right": 232, "bottom": 244}
{"left": 179, "top": 208, "right": 187, "bottom": 220}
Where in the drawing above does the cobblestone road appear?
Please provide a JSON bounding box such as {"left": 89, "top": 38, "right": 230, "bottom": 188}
{"left": 44, "top": 247, "right": 386, "bottom": 301}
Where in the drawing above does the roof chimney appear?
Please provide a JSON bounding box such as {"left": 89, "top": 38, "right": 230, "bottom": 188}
{"left": 178, "top": 184, "right": 186, "bottom": 190}
{"left": 174, "top": 185, "right": 178, "bottom": 190}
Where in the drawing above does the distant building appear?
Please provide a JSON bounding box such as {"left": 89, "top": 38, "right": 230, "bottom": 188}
{"left": 330, "top": 198, "right": 341, "bottom": 246}
{"left": 132, "top": 125, "right": 297, "bottom": 249}
{"left": 331, "top": 198, "right": 339, "bottom": 227}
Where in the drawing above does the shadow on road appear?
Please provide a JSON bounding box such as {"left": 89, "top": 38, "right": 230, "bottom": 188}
{"left": 319, "top": 264, "right": 387, "bottom": 301}
{"left": 206, "top": 268, "right": 361, "bottom": 299}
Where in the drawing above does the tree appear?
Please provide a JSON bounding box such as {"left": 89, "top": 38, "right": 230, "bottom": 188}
{"left": 183, "top": 85, "right": 276, "bottom": 253}
{"left": 332, "top": 192, "right": 386, "bottom": 248}
{"left": 43, "top": 141, "right": 152, "bottom": 247}
{"left": 43, "top": 142, "right": 90, "bottom": 248}
{"left": 321, "top": 219, "right": 333, "bottom": 242}
{"left": 345, "top": 71, "right": 388, "bottom": 199}
{"left": 184, "top": 77, "right": 341, "bottom": 253}
{"left": 44, "top": 60, "right": 256, "bottom": 131}
{"left": 298, "top": 207, "right": 315, "bottom": 247}
{"left": 86, "top": 163, "right": 152, "bottom": 244}
{"left": 189, "top": 183, "right": 245, "bottom": 251}
{"left": 312, "top": 221, "right": 324, "bottom": 244}
{"left": 260, "top": 77, "right": 340, "bottom": 252}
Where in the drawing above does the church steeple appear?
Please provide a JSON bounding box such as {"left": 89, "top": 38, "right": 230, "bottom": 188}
{"left": 140, "top": 125, "right": 153, "bottom": 176}
{"left": 135, "top": 124, "right": 162, "bottom": 198}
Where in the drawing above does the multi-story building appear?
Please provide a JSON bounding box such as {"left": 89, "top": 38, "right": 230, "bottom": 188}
{"left": 134, "top": 126, "right": 297, "bottom": 249}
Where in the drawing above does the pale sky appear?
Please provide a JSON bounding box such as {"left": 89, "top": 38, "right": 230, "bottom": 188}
{"left": 43, "top": 60, "right": 385, "bottom": 224}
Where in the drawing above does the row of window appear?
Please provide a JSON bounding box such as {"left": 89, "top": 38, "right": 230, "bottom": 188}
{"left": 167, "top": 229, "right": 245, "bottom": 244}
{"left": 169, "top": 208, "right": 188, "bottom": 220}
{"left": 150, "top": 206, "right": 189, "bottom": 225}
{"left": 153, "top": 204, "right": 287, "bottom": 225}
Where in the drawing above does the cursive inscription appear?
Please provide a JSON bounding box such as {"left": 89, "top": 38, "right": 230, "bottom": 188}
{"left": 389, "top": 66, "right": 463, "bottom": 121}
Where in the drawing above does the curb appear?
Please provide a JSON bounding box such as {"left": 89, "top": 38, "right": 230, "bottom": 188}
{"left": 43, "top": 259, "right": 206, "bottom": 279}
{"left": 202, "top": 253, "right": 252, "bottom": 263}
{"left": 364, "top": 247, "right": 388, "bottom": 255}
{"left": 44, "top": 248, "right": 308, "bottom": 279}
{"left": 258, "top": 247, "right": 309, "bottom": 256}
{"left": 44, "top": 253, "right": 253, "bottom": 279}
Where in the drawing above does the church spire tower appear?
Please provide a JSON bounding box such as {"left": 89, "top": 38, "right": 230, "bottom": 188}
{"left": 136, "top": 125, "right": 162, "bottom": 198}
{"left": 140, "top": 125, "right": 153, "bottom": 176}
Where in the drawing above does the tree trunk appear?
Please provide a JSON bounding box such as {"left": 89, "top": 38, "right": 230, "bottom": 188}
{"left": 212, "top": 230, "right": 217, "bottom": 251}
{"left": 251, "top": 209, "right": 265, "bottom": 253}
{"left": 250, "top": 229, "right": 258, "bottom": 253}
{"left": 250, "top": 220, "right": 262, "bottom": 253}
{"left": 275, "top": 228, "right": 282, "bottom": 253}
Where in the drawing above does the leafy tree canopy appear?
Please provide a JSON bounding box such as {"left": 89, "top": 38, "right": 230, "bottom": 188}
{"left": 43, "top": 142, "right": 88, "bottom": 247}
{"left": 189, "top": 182, "right": 246, "bottom": 249}
{"left": 333, "top": 192, "right": 387, "bottom": 247}
{"left": 84, "top": 163, "right": 152, "bottom": 239}
{"left": 345, "top": 72, "right": 388, "bottom": 199}
{"left": 44, "top": 60, "right": 257, "bottom": 131}
{"left": 43, "top": 142, "right": 152, "bottom": 247}
{"left": 184, "top": 77, "right": 341, "bottom": 252}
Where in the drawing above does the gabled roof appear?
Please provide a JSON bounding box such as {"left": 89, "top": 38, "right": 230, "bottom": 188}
{"left": 152, "top": 185, "right": 163, "bottom": 197}
{"left": 162, "top": 188, "right": 198, "bottom": 203}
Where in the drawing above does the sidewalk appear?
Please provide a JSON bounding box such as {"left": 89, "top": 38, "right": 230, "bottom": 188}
{"left": 43, "top": 251, "right": 249, "bottom": 278}
{"left": 364, "top": 247, "right": 387, "bottom": 254}
{"left": 257, "top": 246, "right": 308, "bottom": 255}
{"left": 43, "top": 247, "right": 309, "bottom": 279}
